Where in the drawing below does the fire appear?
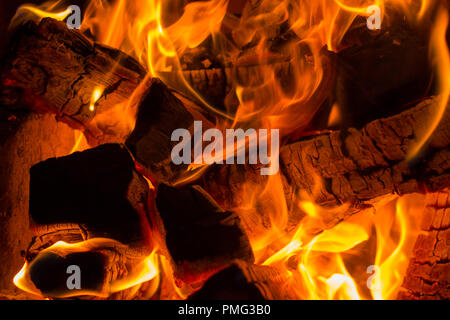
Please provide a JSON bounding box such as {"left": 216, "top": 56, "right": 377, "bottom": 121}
{"left": 89, "top": 87, "right": 104, "bottom": 112}
{"left": 13, "top": 239, "right": 161, "bottom": 299}
{"left": 407, "top": 8, "right": 450, "bottom": 160}
{"left": 9, "top": 0, "right": 449, "bottom": 300}
{"left": 254, "top": 193, "right": 424, "bottom": 300}
{"left": 9, "top": 0, "right": 72, "bottom": 28}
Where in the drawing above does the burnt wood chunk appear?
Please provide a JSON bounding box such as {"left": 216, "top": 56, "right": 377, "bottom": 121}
{"left": 398, "top": 188, "right": 450, "bottom": 300}
{"left": 189, "top": 260, "right": 293, "bottom": 300}
{"left": 29, "top": 144, "right": 150, "bottom": 245}
{"left": 154, "top": 184, "right": 254, "bottom": 284}
{"left": 0, "top": 110, "right": 78, "bottom": 293}
{"left": 126, "top": 78, "right": 194, "bottom": 183}
{"left": 0, "top": 18, "right": 146, "bottom": 139}
{"left": 203, "top": 98, "right": 450, "bottom": 239}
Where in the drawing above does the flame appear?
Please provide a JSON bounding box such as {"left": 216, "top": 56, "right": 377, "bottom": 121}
{"left": 10, "top": 0, "right": 448, "bottom": 300}
{"left": 69, "top": 130, "right": 89, "bottom": 154}
{"left": 253, "top": 193, "right": 424, "bottom": 300}
{"left": 407, "top": 7, "right": 450, "bottom": 160}
{"left": 13, "top": 239, "right": 161, "bottom": 299}
{"left": 10, "top": 1, "right": 72, "bottom": 28}
{"left": 89, "top": 87, "right": 103, "bottom": 112}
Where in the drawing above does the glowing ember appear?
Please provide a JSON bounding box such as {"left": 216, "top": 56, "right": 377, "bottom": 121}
{"left": 7, "top": 0, "right": 448, "bottom": 300}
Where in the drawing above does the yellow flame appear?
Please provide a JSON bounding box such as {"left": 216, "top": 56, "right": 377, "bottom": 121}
{"left": 13, "top": 239, "right": 160, "bottom": 298}
{"left": 17, "top": 4, "right": 72, "bottom": 21}
{"left": 407, "top": 8, "right": 450, "bottom": 160}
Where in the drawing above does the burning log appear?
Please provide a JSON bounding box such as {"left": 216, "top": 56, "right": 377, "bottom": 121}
{"left": 0, "top": 110, "right": 79, "bottom": 293}
{"left": 281, "top": 98, "right": 450, "bottom": 225}
{"left": 398, "top": 188, "right": 450, "bottom": 300}
{"left": 204, "top": 98, "right": 450, "bottom": 236}
{"left": 0, "top": 18, "right": 146, "bottom": 140}
{"left": 188, "top": 260, "right": 293, "bottom": 300}
{"left": 17, "top": 238, "right": 155, "bottom": 299}
{"left": 29, "top": 143, "right": 152, "bottom": 248}
{"left": 154, "top": 183, "right": 254, "bottom": 284}
{"left": 125, "top": 78, "right": 213, "bottom": 184}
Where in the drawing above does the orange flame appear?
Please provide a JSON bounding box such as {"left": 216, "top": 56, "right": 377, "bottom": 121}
{"left": 407, "top": 7, "right": 450, "bottom": 160}
{"left": 13, "top": 239, "right": 160, "bottom": 299}
{"left": 10, "top": 0, "right": 447, "bottom": 300}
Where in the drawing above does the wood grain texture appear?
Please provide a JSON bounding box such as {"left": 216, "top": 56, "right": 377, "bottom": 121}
{"left": 398, "top": 188, "right": 450, "bottom": 299}
{"left": 203, "top": 98, "right": 450, "bottom": 238}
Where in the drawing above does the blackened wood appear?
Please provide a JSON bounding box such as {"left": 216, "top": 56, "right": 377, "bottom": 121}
{"left": 0, "top": 18, "right": 146, "bottom": 140}
{"left": 398, "top": 188, "right": 450, "bottom": 300}
{"left": 126, "top": 78, "right": 213, "bottom": 184}
{"left": 29, "top": 143, "right": 151, "bottom": 246}
{"left": 203, "top": 98, "right": 450, "bottom": 239}
{"left": 330, "top": 11, "right": 434, "bottom": 129}
{"left": 154, "top": 183, "right": 254, "bottom": 284}
{"left": 29, "top": 251, "right": 106, "bottom": 297}
{"left": 23, "top": 239, "right": 149, "bottom": 299}
{"left": 0, "top": 110, "right": 78, "bottom": 293}
{"left": 125, "top": 78, "right": 193, "bottom": 183}
{"left": 189, "top": 260, "right": 293, "bottom": 300}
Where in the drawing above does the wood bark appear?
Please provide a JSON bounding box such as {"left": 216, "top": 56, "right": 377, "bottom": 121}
{"left": 0, "top": 18, "right": 146, "bottom": 141}
{"left": 398, "top": 188, "right": 450, "bottom": 300}
{"left": 189, "top": 260, "right": 294, "bottom": 300}
{"left": 0, "top": 110, "right": 78, "bottom": 293}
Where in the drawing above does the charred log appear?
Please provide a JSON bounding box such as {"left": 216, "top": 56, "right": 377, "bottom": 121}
{"left": 20, "top": 239, "right": 151, "bottom": 299}
{"left": 203, "top": 98, "right": 450, "bottom": 237}
{"left": 154, "top": 184, "right": 254, "bottom": 284}
{"left": 189, "top": 260, "right": 293, "bottom": 300}
{"left": 29, "top": 143, "right": 151, "bottom": 247}
{"left": 0, "top": 18, "right": 146, "bottom": 141}
{"left": 125, "top": 78, "right": 213, "bottom": 184}
{"left": 328, "top": 8, "right": 434, "bottom": 129}
{"left": 0, "top": 110, "right": 78, "bottom": 293}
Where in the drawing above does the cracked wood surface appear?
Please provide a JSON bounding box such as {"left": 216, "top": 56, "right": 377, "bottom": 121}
{"left": 398, "top": 188, "right": 450, "bottom": 299}
{"left": 0, "top": 18, "right": 146, "bottom": 140}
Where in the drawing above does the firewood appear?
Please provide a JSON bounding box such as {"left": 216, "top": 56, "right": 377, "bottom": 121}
{"left": 29, "top": 143, "right": 151, "bottom": 248}
{"left": 0, "top": 110, "right": 79, "bottom": 293}
{"left": 398, "top": 188, "right": 450, "bottom": 300}
{"left": 203, "top": 98, "right": 450, "bottom": 238}
{"left": 126, "top": 78, "right": 214, "bottom": 184}
{"left": 188, "top": 260, "right": 293, "bottom": 300}
{"left": 20, "top": 238, "right": 150, "bottom": 299}
{"left": 0, "top": 18, "right": 146, "bottom": 141}
{"left": 154, "top": 183, "right": 254, "bottom": 284}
